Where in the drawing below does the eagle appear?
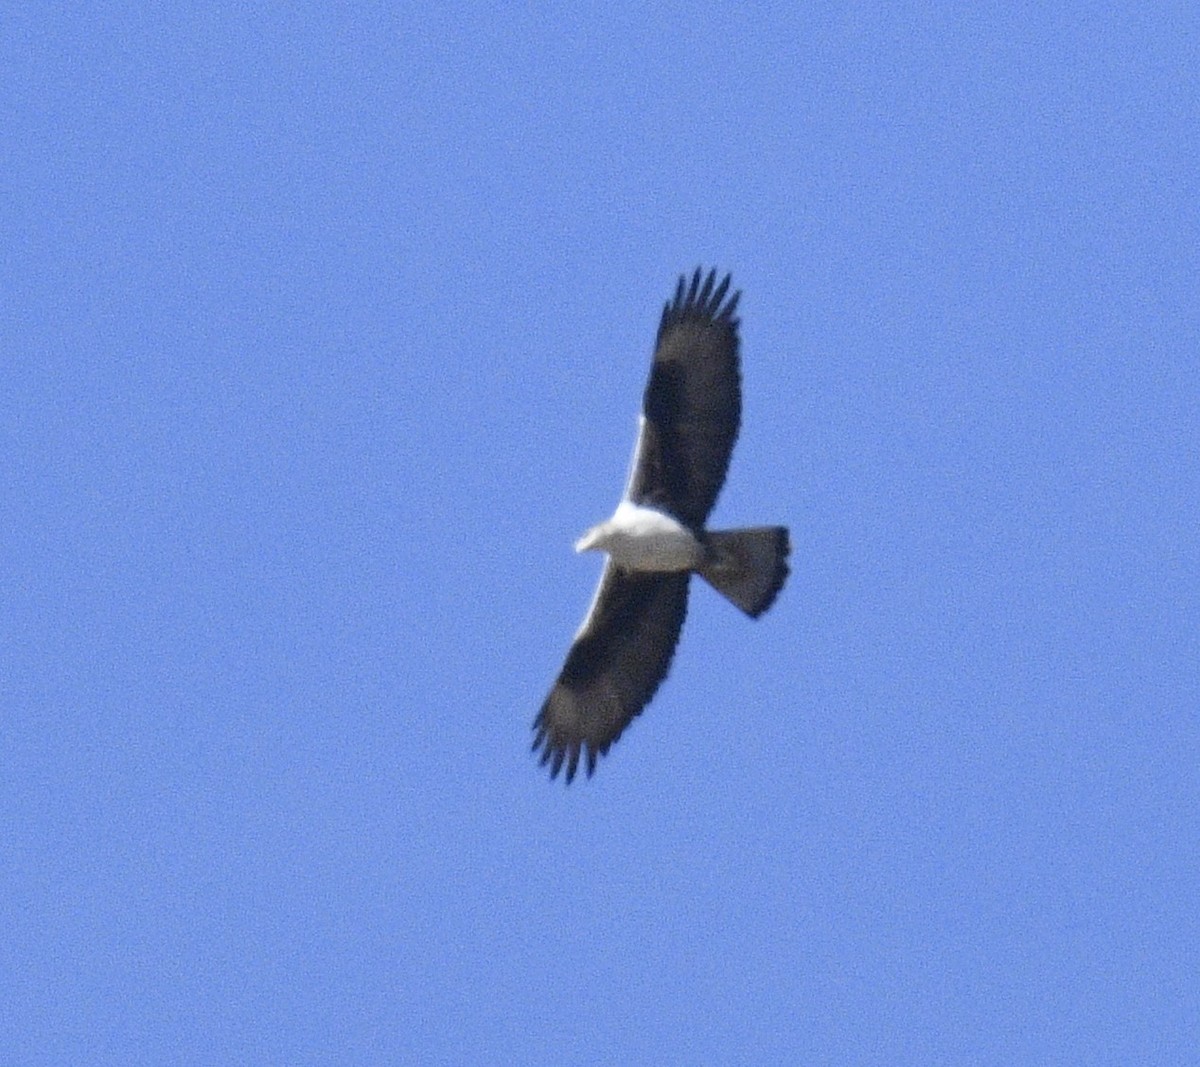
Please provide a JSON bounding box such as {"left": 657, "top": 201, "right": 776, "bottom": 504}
{"left": 532, "top": 268, "right": 790, "bottom": 781}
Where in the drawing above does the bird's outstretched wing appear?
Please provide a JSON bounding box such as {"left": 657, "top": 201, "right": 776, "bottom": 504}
{"left": 532, "top": 566, "right": 690, "bottom": 782}
{"left": 625, "top": 269, "right": 741, "bottom": 528}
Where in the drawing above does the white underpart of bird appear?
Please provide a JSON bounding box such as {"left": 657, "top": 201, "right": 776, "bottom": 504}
{"left": 575, "top": 500, "right": 704, "bottom": 572}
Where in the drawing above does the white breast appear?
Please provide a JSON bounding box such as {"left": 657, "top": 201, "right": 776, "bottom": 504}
{"left": 602, "top": 501, "right": 704, "bottom": 571}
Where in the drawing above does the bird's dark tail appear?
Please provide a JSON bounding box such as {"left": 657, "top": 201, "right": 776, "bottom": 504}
{"left": 699, "top": 526, "right": 790, "bottom": 618}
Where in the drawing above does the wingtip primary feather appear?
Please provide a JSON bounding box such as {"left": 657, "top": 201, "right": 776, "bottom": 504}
{"left": 710, "top": 272, "right": 731, "bottom": 310}
{"left": 530, "top": 705, "right": 588, "bottom": 784}
{"left": 658, "top": 267, "right": 740, "bottom": 342}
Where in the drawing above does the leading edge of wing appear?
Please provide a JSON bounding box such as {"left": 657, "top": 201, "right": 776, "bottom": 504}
{"left": 620, "top": 414, "right": 649, "bottom": 502}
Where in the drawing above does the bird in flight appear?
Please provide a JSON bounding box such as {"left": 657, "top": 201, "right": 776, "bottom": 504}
{"left": 533, "top": 268, "right": 790, "bottom": 781}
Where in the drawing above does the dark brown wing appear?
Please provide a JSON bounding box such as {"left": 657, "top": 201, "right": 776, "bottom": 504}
{"left": 532, "top": 566, "right": 690, "bottom": 782}
{"left": 626, "top": 269, "right": 741, "bottom": 528}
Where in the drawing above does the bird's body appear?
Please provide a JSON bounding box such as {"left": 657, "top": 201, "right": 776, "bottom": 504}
{"left": 533, "top": 269, "right": 789, "bottom": 781}
{"left": 575, "top": 500, "right": 705, "bottom": 573}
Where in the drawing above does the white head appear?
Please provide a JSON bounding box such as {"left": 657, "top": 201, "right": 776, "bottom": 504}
{"left": 574, "top": 521, "right": 613, "bottom": 554}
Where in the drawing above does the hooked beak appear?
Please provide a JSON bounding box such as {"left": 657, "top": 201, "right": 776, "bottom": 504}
{"left": 574, "top": 524, "right": 605, "bottom": 553}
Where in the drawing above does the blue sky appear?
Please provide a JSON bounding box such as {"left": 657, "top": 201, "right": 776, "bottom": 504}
{"left": 4, "top": 3, "right": 1197, "bottom": 1063}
